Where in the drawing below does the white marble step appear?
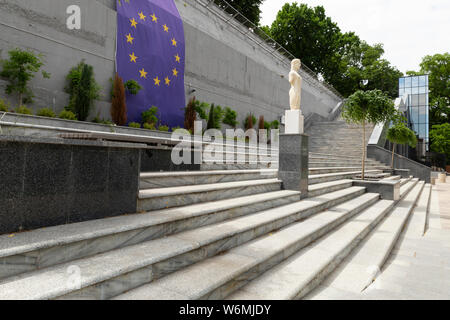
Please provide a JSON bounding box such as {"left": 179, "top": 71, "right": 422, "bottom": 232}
{"left": 309, "top": 167, "right": 382, "bottom": 175}
{"left": 0, "top": 187, "right": 366, "bottom": 300}
{"left": 138, "top": 179, "right": 282, "bottom": 211}
{"left": 308, "top": 179, "right": 353, "bottom": 198}
{"left": 0, "top": 190, "right": 301, "bottom": 281}
{"left": 403, "top": 183, "right": 432, "bottom": 237}
{"left": 228, "top": 199, "right": 395, "bottom": 300}
{"left": 309, "top": 170, "right": 383, "bottom": 185}
{"left": 400, "top": 178, "right": 419, "bottom": 199}
{"left": 113, "top": 192, "right": 380, "bottom": 300}
{"left": 309, "top": 162, "right": 387, "bottom": 168}
{"left": 382, "top": 175, "right": 402, "bottom": 181}
{"left": 201, "top": 161, "right": 278, "bottom": 171}
{"left": 140, "top": 169, "right": 278, "bottom": 189}
{"left": 400, "top": 176, "right": 413, "bottom": 186}
{"left": 305, "top": 181, "right": 425, "bottom": 297}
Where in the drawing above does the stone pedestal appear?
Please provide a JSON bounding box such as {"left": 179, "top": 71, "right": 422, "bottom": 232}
{"left": 285, "top": 110, "right": 304, "bottom": 134}
{"left": 279, "top": 134, "right": 309, "bottom": 199}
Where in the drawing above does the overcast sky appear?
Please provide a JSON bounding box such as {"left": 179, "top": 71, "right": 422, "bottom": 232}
{"left": 260, "top": 0, "right": 450, "bottom": 74}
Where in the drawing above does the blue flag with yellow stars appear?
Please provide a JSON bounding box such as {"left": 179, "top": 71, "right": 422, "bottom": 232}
{"left": 117, "top": 0, "right": 185, "bottom": 127}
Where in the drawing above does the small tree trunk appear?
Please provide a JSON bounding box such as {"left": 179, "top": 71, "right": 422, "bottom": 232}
{"left": 391, "top": 143, "right": 396, "bottom": 169}
{"left": 362, "top": 121, "right": 366, "bottom": 181}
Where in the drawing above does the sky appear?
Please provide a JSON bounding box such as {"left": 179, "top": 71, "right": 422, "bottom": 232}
{"left": 260, "top": 0, "right": 450, "bottom": 74}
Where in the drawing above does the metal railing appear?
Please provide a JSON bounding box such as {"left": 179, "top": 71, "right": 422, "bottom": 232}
{"left": 194, "top": 0, "right": 344, "bottom": 99}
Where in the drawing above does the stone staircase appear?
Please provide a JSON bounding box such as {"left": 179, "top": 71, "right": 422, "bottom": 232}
{"left": 0, "top": 120, "right": 430, "bottom": 300}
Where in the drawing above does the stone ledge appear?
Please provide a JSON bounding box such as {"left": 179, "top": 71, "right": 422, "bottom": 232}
{"left": 352, "top": 180, "right": 400, "bottom": 201}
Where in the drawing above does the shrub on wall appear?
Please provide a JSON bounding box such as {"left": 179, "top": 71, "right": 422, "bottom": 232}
{"left": 223, "top": 107, "right": 238, "bottom": 128}
{"left": 65, "top": 60, "right": 101, "bottom": 121}
{"left": 124, "top": 80, "right": 142, "bottom": 95}
{"left": 37, "top": 108, "right": 56, "bottom": 118}
{"left": 0, "top": 99, "right": 10, "bottom": 112}
{"left": 111, "top": 73, "right": 127, "bottom": 126}
{"left": 16, "top": 105, "right": 32, "bottom": 115}
{"left": 59, "top": 110, "right": 77, "bottom": 120}
{"left": 143, "top": 123, "right": 156, "bottom": 130}
{"left": 244, "top": 113, "right": 257, "bottom": 130}
{"left": 129, "top": 122, "right": 141, "bottom": 128}
{"left": 142, "top": 106, "right": 159, "bottom": 126}
{"left": 158, "top": 125, "right": 170, "bottom": 132}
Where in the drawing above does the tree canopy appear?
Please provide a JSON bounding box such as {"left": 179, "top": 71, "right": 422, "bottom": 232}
{"left": 387, "top": 122, "right": 418, "bottom": 148}
{"left": 430, "top": 123, "right": 450, "bottom": 161}
{"left": 264, "top": 3, "right": 402, "bottom": 98}
{"left": 216, "top": 0, "right": 264, "bottom": 26}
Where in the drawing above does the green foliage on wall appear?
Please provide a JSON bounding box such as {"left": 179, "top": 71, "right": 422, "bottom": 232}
{"left": 65, "top": 61, "right": 101, "bottom": 121}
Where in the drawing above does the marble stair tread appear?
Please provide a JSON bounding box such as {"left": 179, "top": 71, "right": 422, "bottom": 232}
{"left": 382, "top": 175, "right": 402, "bottom": 181}
{"left": 400, "top": 177, "right": 413, "bottom": 186}
{"left": 308, "top": 179, "right": 353, "bottom": 197}
{"left": 139, "top": 179, "right": 281, "bottom": 199}
{"left": 400, "top": 178, "right": 419, "bottom": 199}
{"left": 0, "top": 187, "right": 366, "bottom": 300}
{"left": 113, "top": 192, "right": 380, "bottom": 300}
{"left": 140, "top": 169, "right": 277, "bottom": 179}
{"left": 0, "top": 190, "right": 301, "bottom": 260}
{"left": 227, "top": 199, "right": 395, "bottom": 300}
{"left": 403, "top": 183, "right": 432, "bottom": 237}
{"left": 307, "top": 181, "right": 425, "bottom": 296}
{"left": 309, "top": 170, "right": 382, "bottom": 184}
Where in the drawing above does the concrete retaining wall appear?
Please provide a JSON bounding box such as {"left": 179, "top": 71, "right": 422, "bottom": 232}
{"left": 0, "top": 0, "right": 341, "bottom": 125}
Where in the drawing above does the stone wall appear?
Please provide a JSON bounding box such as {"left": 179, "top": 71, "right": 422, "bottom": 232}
{"left": 0, "top": 0, "right": 342, "bottom": 125}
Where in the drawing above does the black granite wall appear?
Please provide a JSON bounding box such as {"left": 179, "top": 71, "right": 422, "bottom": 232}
{"left": 0, "top": 136, "right": 141, "bottom": 235}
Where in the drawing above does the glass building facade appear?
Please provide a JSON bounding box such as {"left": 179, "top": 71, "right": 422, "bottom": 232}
{"left": 399, "top": 75, "right": 429, "bottom": 151}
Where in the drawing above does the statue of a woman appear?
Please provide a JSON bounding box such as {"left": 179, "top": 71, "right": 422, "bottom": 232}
{"left": 289, "top": 59, "right": 302, "bottom": 112}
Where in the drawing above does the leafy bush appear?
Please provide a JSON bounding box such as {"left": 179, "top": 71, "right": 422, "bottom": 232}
{"left": 158, "top": 125, "right": 170, "bottom": 132}
{"left": 143, "top": 123, "right": 156, "bottom": 130}
{"left": 172, "top": 126, "right": 182, "bottom": 132}
{"left": 430, "top": 123, "right": 450, "bottom": 162}
{"left": 65, "top": 61, "right": 101, "bottom": 121}
{"left": 194, "top": 100, "right": 210, "bottom": 120}
{"left": 142, "top": 106, "right": 158, "bottom": 125}
{"left": 124, "top": 80, "right": 142, "bottom": 95}
{"left": 37, "top": 108, "right": 56, "bottom": 118}
{"left": 16, "top": 105, "right": 32, "bottom": 115}
{"left": 59, "top": 110, "right": 77, "bottom": 120}
{"left": 271, "top": 120, "right": 280, "bottom": 129}
{"left": 0, "top": 99, "right": 10, "bottom": 112}
{"left": 223, "top": 107, "right": 238, "bottom": 128}
{"left": 207, "top": 104, "right": 216, "bottom": 130}
{"left": 111, "top": 73, "right": 127, "bottom": 126}
{"left": 129, "top": 122, "right": 141, "bottom": 128}
{"left": 92, "top": 117, "right": 113, "bottom": 125}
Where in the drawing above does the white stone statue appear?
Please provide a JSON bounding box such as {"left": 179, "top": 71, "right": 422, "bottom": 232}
{"left": 289, "top": 59, "right": 302, "bottom": 112}
{"left": 285, "top": 58, "right": 304, "bottom": 134}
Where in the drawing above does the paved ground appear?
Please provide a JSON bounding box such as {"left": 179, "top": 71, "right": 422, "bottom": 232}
{"left": 309, "top": 179, "right": 450, "bottom": 300}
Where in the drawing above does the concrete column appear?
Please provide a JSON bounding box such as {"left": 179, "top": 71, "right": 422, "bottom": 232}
{"left": 279, "top": 134, "right": 309, "bottom": 199}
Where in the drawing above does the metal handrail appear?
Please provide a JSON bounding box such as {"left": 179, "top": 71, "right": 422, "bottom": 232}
{"left": 194, "top": 0, "right": 344, "bottom": 99}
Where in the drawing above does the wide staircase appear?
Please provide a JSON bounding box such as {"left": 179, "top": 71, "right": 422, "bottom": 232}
{"left": 0, "top": 121, "right": 430, "bottom": 300}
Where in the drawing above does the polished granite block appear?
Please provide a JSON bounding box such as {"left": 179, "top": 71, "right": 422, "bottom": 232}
{"left": 279, "top": 134, "right": 309, "bottom": 199}
{"left": 0, "top": 137, "right": 141, "bottom": 234}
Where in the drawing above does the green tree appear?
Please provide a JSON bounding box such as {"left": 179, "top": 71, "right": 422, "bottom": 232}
{"left": 142, "top": 106, "right": 158, "bottom": 125}
{"left": 342, "top": 89, "right": 396, "bottom": 180}
{"left": 420, "top": 53, "right": 450, "bottom": 125}
{"left": 0, "top": 48, "right": 50, "bottom": 107}
{"left": 269, "top": 3, "right": 341, "bottom": 77}
{"left": 267, "top": 4, "right": 402, "bottom": 98}
{"left": 207, "top": 104, "right": 216, "bottom": 130}
{"left": 65, "top": 61, "right": 101, "bottom": 121}
{"left": 387, "top": 122, "right": 417, "bottom": 168}
{"left": 430, "top": 123, "right": 450, "bottom": 163}
{"left": 124, "top": 79, "right": 142, "bottom": 95}
{"left": 216, "top": 0, "right": 264, "bottom": 25}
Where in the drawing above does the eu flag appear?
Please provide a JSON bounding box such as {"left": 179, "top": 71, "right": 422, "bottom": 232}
{"left": 116, "top": 0, "right": 186, "bottom": 128}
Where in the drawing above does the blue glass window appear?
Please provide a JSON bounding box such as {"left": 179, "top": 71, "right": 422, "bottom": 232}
{"left": 405, "top": 77, "right": 412, "bottom": 87}
{"left": 399, "top": 78, "right": 405, "bottom": 88}
{"left": 412, "top": 76, "right": 419, "bottom": 87}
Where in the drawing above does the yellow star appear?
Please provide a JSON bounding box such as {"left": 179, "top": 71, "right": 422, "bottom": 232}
{"left": 154, "top": 77, "right": 161, "bottom": 86}
{"left": 172, "top": 68, "right": 179, "bottom": 77}
{"left": 151, "top": 14, "right": 158, "bottom": 23}
{"left": 139, "top": 12, "right": 146, "bottom": 21}
{"left": 129, "top": 52, "right": 138, "bottom": 63}
{"left": 130, "top": 18, "right": 138, "bottom": 28}
{"left": 175, "top": 54, "right": 181, "bottom": 63}
{"left": 171, "top": 38, "right": 177, "bottom": 47}
{"left": 139, "top": 68, "right": 147, "bottom": 79}
{"left": 163, "top": 24, "right": 169, "bottom": 32}
{"left": 165, "top": 77, "right": 171, "bottom": 86}
{"left": 126, "top": 33, "right": 134, "bottom": 44}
